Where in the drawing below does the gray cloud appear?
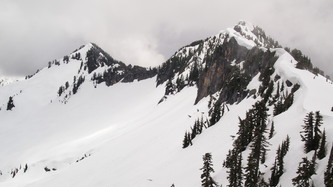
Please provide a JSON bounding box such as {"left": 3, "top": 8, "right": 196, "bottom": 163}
{"left": 0, "top": 0, "right": 332, "bottom": 78}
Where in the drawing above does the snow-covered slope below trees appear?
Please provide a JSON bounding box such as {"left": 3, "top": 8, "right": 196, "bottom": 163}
{"left": 0, "top": 21, "right": 333, "bottom": 187}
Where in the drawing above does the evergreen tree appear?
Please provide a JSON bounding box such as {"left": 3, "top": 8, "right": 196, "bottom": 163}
{"left": 269, "top": 122, "right": 275, "bottom": 139}
{"left": 253, "top": 101, "right": 269, "bottom": 164}
{"left": 301, "top": 112, "right": 315, "bottom": 153}
{"left": 182, "top": 132, "right": 190, "bottom": 148}
{"left": 273, "top": 92, "right": 294, "bottom": 116}
{"left": 292, "top": 157, "right": 316, "bottom": 187}
{"left": 23, "top": 164, "right": 28, "bottom": 173}
{"left": 317, "top": 129, "right": 327, "bottom": 160}
{"left": 236, "top": 152, "right": 243, "bottom": 187}
{"left": 324, "top": 144, "right": 333, "bottom": 187}
{"left": 188, "top": 133, "right": 193, "bottom": 146}
{"left": 234, "top": 112, "right": 255, "bottom": 152}
{"left": 209, "top": 102, "right": 221, "bottom": 126}
{"left": 65, "top": 81, "right": 69, "bottom": 89}
{"left": 199, "top": 117, "right": 205, "bottom": 133}
{"left": 301, "top": 111, "right": 323, "bottom": 153}
{"left": 244, "top": 149, "right": 259, "bottom": 187}
{"left": 281, "top": 135, "right": 290, "bottom": 157}
{"left": 270, "top": 158, "right": 279, "bottom": 186}
{"left": 191, "top": 124, "right": 197, "bottom": 140}
{"left": 283, "top": 92, "right": 294, "bottom": 112}
{"left": 244, "top": 101, "right": 269, "bottom": 187}
{"left": 200, "top": 153, "right": 217, "bottom": 187}
{"left": 225, "top": 149, "right": 243, "bottom": 187}
{"left": 6, "top": 96, "right": 15, "bottom": 110}
{"left": 73, "top": 75, "right": 85, "bottom": 95}
{"left": 310, "top": 150, "right": 317, "bottom": 175}
{"left": 58, "top": 86, "right": 65, "bottom": 96}
{"left": 261, "top": 148, "right": 267, "bottom": 164}
{"left": 313, "top": 111, "right": 323, "bottom": 150}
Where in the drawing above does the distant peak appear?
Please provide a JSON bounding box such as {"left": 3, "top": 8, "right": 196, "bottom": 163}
{"left": 235, "top": 20, "right": 255, "bottom": 31}
{"left": 81, "top": 42, "right": 95, "bottom": 50}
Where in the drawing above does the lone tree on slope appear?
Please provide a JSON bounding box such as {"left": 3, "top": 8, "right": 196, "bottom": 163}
{"left": 7, "top": 96, "right": 15, "bottom": 110}
{"left": 200, "top": 153, "right": 217, "bottom": 187}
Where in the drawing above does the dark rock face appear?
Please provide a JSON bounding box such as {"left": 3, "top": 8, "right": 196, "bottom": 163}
{"left": 201, "top": 40, "right": 278, "bottom": 105}
{"left": 195, "top": 37, "right": 248, "bottom": 104}
{"left": 88, "top": 43, "right": 157, "bottom": 86}
{"left": 155, "top": 32, "right": 280, "bottom": 105}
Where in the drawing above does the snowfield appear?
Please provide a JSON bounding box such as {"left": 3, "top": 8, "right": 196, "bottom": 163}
{"left": 0, "top": 22, "right": 333, "bottom": 187}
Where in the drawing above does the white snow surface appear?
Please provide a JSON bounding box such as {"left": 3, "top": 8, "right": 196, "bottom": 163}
{"left": 0, "top": 76, "right": 22, "bottom": 87}
{"left": 1, "top": 28, "right": 333, "bottom": 187}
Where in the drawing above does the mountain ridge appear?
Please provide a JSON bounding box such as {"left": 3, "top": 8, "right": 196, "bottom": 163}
{"left": 0, "top": 21, "right": 332, "bottom": 187}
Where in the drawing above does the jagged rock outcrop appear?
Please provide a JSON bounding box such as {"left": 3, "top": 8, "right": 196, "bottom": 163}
{"left": 156, "top": 21, "right": 281, "bottom": 105}
{"left": 195, "top": 37, "right": 248, "bottom": 104}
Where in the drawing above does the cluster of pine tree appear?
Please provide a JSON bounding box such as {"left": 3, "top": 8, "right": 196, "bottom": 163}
{"left": 251, "top": 26, "right": 281, "bottom": 48}
{"left": 63, "top": 55, "right": 69, "bottom": 63}
{"left": 208, "top": 101, "right": 229, "bottom": 127}
{"left": 182, "top": 100, "right": 229, "bottom": 149}
{"left": 222, "top": 99, "right": 277, "bottom": 186}
{"left": 10, "top": 163, "right": 28, "bottom": 178}
{"left": 233, "top": 100, "right": 270, "bottom": 152}
{"left": 244, "top": 101, "right": 270, "bottom": 186}
{"left": 182, "top": 117, "right": 207, "bottom": 148}
{"left": 47, "top": 59, "right": 63, "bottom": 68}
{"left": 270, "top": 136, "right": 290, "bottom": 186}
{"left": 71, "top": 52, "right": 81, "bottom": 60}
{"left": 292, "top": 156, "right": 316, "bottom": 187}
{"left": 223, "top": 148, "right": 243, "bottom": 187}
{"left": 25, "top": 69, "right": 40, "bottom": 80}
{"left": 72, "top": 75, "right": 85, "bottom": 95}
{"left": 292, "top": 111, "right": 329, "bottom": 186}
{"left": 58, "top": 81, "right": 70, "bottom": 97}
{"left": 164, "top": 61, "right": 201, "bottom": 96}
{"left": 57, "top": 75, "right": 85, "bottom": 101}
{"left": 273, "top": 83, "right": 300, "bottom": 116}
{"left": 300, "top": 111, "right": 324, "bottom": 153}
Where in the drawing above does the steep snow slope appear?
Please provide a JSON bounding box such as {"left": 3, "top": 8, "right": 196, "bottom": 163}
{"left": 0, "top": 21, "right": 333, "bottom": 186}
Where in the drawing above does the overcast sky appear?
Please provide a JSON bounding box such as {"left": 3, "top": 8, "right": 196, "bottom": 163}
{"left": 0, "top": 0, "right": 332, "bottom": 78}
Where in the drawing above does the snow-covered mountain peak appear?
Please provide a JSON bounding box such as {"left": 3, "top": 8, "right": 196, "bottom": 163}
{"left": 69, "top": 42, "right": 93, "bottom": 59}
{"left": 236, "top": 20, "right": 255, "bottom": 31}
{"left": 1, "top": 21, "right": 332, "bottom": 187}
